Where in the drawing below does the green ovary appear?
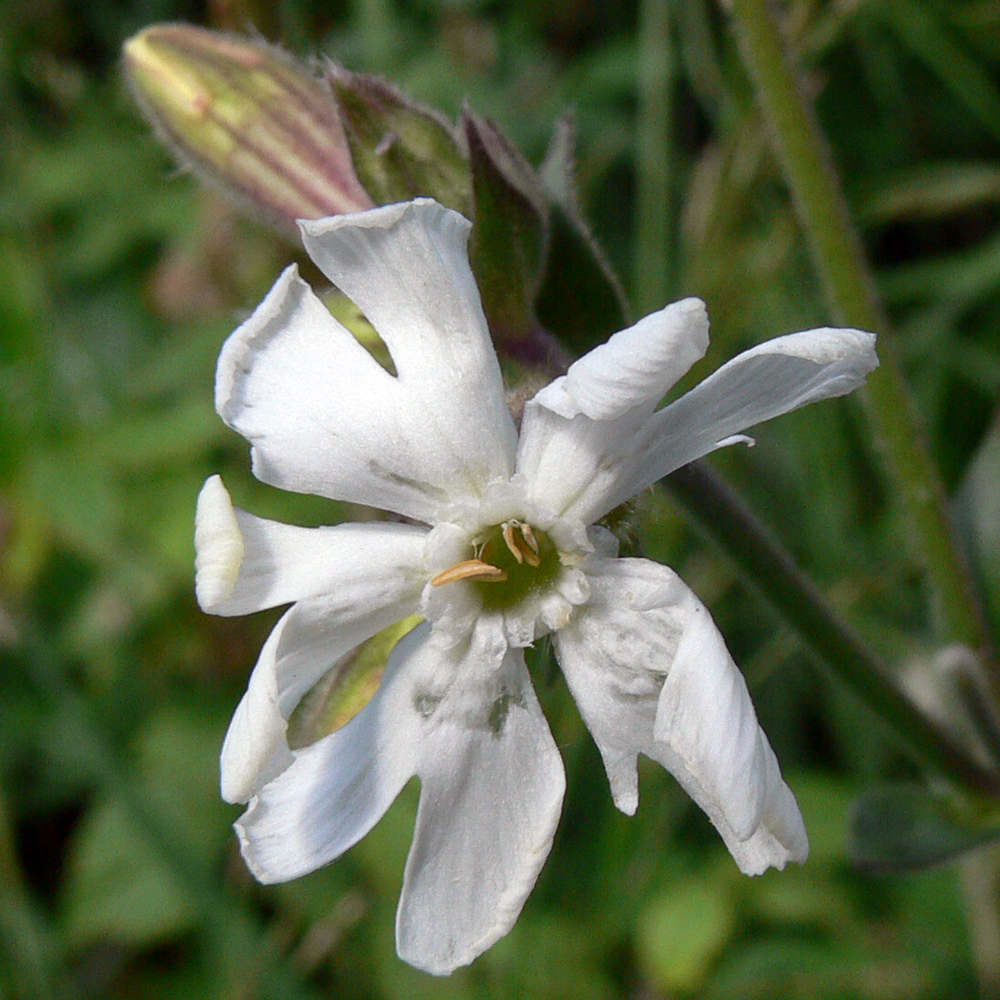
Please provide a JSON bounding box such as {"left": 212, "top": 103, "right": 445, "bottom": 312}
{"left": 474, "top": 523, "right": 563, "bottom": 612}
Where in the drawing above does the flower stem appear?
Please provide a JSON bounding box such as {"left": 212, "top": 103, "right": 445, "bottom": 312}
{"left": 634, "top": 0, "right": 676, "bottom": 312}
{"left": 723, "top": 0, "right": 995, "bottom": 672}
{"left": 665, "top": 462, "right": 1000, "bottom": 797}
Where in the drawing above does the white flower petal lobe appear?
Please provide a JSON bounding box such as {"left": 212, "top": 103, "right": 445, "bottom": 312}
{"left": 533, "top": 297, "right": 709, "bottom": 420}
{"left": 220, "top": 556, "right": 426, "bottom": 803}
{"left": 397, "top": 616, "right": 565, "bottom": 975}
{"left": 554, "top": 558, "right": 807, "bottom": 874}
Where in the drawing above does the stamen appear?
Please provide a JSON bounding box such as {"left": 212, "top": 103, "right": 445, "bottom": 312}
{"left": 430, "top": 559, "right": 508, "bottom": 587}
{"left": 500, "top": 520, "right": 542, "bottom": 567}
{"left": 520, "top": 522, "right": 539, "bottom": 556}
{"left": 502, "top": 522, "right": 524, "bottom": 564}
{"left": 517, "top": 524, "right": 541, "bottom": 566}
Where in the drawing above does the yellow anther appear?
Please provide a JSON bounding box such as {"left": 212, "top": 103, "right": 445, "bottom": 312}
{"left": 519, "top": 523, "right": 541, "bottom": 564}
{"left": 430, "top": 559, "right": 508, "bottom": 587}
{"left": 518, "top": 541, "right": 541, "bottom": 567}
{"left": 502, "top": 522, "right": 524, "bottom": 564}
{"left": 501, "top": 520, "right": 541, "bottom": 568}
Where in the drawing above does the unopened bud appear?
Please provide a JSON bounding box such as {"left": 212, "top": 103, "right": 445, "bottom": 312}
{"left": 903, "top": 644, "right": 1000, "bottom": 771}
{"left": 123, "top": 24, "right": 373, "bottom": 237}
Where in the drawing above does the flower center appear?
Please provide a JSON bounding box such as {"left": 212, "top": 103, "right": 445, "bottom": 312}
{"left": 431, "top": 520, "right": 563, "bottom": 612}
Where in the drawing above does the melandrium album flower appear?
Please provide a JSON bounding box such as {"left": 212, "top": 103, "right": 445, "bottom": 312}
{"left": 195, "top": 198, "right": 878, "bottom": 975}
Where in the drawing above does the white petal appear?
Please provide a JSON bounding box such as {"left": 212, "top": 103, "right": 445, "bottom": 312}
{"left": 517, "top": 300, "right": 706, "bottom": 520}
{"left": 216, "top": 265, "right": 412, "bottom": 514}
{"left": 234, "top": 623, "right": 433, "bottom": 881}
{"left": 217, "top": 204, "right": 517, "bottom": 522}
{"left": 221, "top": 568, "right": 424, "bottom": 803}
{"left": 641, "top": 327, "right": 878, "bottom": 480}
{"left": 650, "top": 583, "right": 808, "bottom": 866}
{"left": 195, "top": 478, "right": 428, "bottom": 617}
{"left": 397, "top": 617, "right": 565, "bottom": 975}
{"left": 517, "top": 401, "right": 639, "bottom": 528}
{"left": 301, "top": 200, "right": 517, "bottom": 500}
{"left": 519, "top": 325, "right": 876, "bottom": 525}
{"left": 235, "top": 615, "right": 565, "bottom": 975}
{"left": 533, "top": 298, "right": 708, "bottom": 420}
{"left": 554, "top": 558, "right": 806, "bottom": 874}
{"left": 221, "top": 615, "right": 297, "bottom": 803}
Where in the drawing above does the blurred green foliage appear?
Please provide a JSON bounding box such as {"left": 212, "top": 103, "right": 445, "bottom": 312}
{"left": 2, "top": 0, "right": 1000, "bottom": 996}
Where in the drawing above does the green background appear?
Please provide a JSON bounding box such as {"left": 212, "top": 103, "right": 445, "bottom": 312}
{"left": 3, "top": 0, "right": 1000, "bottom": 996}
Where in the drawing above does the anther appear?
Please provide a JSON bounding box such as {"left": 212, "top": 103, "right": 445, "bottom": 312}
{"left": 502, "top": 520, "right": 541, "bottom": 568}
{"left": 518, "top": 524, "right": 541, "bottom": 566}
{"left": 430, "top": 559, "right": 508, "bottom": 587}
{"left": 520, "top": 522, "right": 539, "bottom": 556}
{"left": 502, "top": 522, "right": 524, "bottom": 564}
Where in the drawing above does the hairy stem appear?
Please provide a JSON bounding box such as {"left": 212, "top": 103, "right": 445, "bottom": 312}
{"left": 634, "top": 0, "right": 676, "bottom": 312}
{"left": 724, "top": 0, "right": 995, "bottom": 676}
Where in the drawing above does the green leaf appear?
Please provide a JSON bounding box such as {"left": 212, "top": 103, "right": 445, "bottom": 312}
{"left": 857, "top": 163, "right": 1000, "bottom": 225}
{"left": 464, "top": 110, "right": 549, "bottom": 356}
{"left": 883, "top": 0, "right": 1000, "bottom": 145}
{"left": 59, "top": 705, "right": 233, "bottom": 948}
{"left": 286, "top": 614, "right": 422, "bottom": 748}
{"left": 485, "top": 914, "right": 618, "bottom": 1000}
{"left": 61, "top": 796, "right": 196, "bottom": 948}
{"left": 747, "top": 868, "right": 853, "bottom": 928}
{"left": 959, "top": 415, "right": 1000, "bottom": 629}
{"left": 330, "top": 68, "right": 471, "bottom": 214}
{"left": 633, "top": 875, "right": 736, "bottom": 992}
{"left": 848, "top": 783, "right": 1000, "bottom": 873}
{"left": 788, "top": 773, "right": 857, "bottom": 864}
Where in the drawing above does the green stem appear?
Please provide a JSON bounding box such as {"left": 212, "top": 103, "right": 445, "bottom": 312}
{"left": 665, "top": 463, "right": 1000, "bottom": 796}
{"left": 634, "top": 0, "right": 675, "bottom": 312}
{"left": 724, "top": 0, "right": 995, "bottom": 671}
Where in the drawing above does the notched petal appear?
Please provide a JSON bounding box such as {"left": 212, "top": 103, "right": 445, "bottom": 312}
{"left": 534, "top": 297, "right": 709, "bottom": 421}
{"left": 555, "top": 558, "right": 807, "bottom": 874}
{"left": 398, "top": 637, "right": 564, "bottom": 974}
{"left": 234, "top": 625, "right": 432, "bottom": 881}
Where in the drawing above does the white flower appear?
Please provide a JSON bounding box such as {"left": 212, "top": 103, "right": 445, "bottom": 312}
{"left": 196, "top": 198, "right": 878, "bottom": 975}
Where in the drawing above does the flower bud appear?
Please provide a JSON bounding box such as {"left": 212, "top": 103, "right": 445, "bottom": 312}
{"left": 902, "top": 644, "right": 1000, "bottom": 772}
{"left": 123, "top": 24, "right": 373, "bottom": 237}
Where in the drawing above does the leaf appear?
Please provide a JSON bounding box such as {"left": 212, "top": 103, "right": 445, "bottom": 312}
{"left": 485, "top": 914, "right": 618, "bottom": 1000}
{"left": 788, "top": 773, "right": 858, "bottom": 864}
{"left": 464, "top": 110, "right": 549, "bottom": 355}
{"left": 848, "top": 783, "right": 1000, "bottom": 873}
{"left": 61, "top": 797, "right": 196, "bottom": 948}
{"left": 633, "top": 876, "right": 736, "bottom": 992}
{"left": 883, "top": 0, "right": 1000, "bottom": 145}
{"left": 286, "top": 615, "right": 422, "bottom": 748}
{"left": 748, "top": 868, "right": 852, "bottom": 928}
{"left": 857, "top": 163, "right": 1000, "bottom": 225}
{"left": 59, "top": 705, "right": 233, "bottom": 948}
{"left": 959, "top": 413, "right": 1000, "bottom": 626}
